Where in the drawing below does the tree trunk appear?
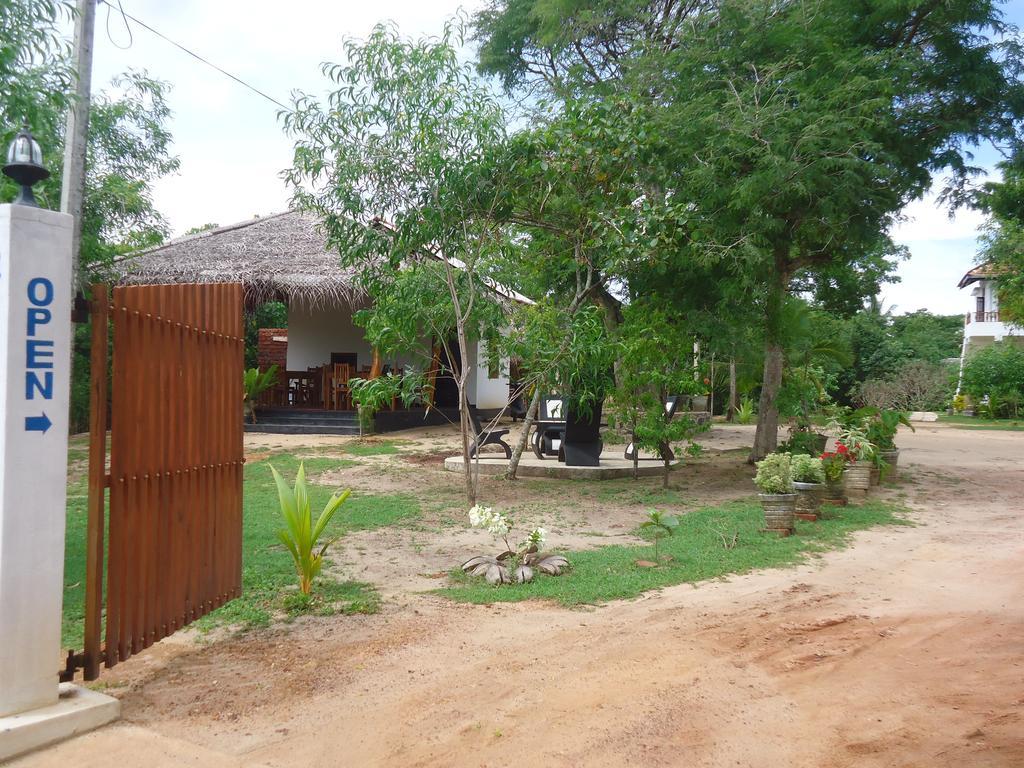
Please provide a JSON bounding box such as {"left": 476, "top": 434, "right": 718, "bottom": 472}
{"left": 632, "top": 430, "right": 639, "bottom": 480}
{"left": 727, "top": 358, "right": 737, "bottom": 422}
{"left": 660, "top": 440, "right": 671, "bottom": 489}
{"left": 750, "top": 265, "right": 788, "bottom": 463}
{"left": 505, "top": 387, "right": 540, "bottom": 480}
{"left": 750, "top": 340, "right": 784, "bottom": 462}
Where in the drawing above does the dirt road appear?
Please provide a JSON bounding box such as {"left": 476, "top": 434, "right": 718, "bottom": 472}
{"left": 15, "top": 425, "right": 1024, "bottom": 767}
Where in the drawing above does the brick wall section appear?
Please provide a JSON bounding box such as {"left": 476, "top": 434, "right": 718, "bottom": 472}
{"left": 257, "top": 328, "right": 287, "bottom": 372}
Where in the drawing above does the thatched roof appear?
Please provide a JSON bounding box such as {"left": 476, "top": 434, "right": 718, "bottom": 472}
{"left": 119, "top": 211, "right": 366, "bottom": 308}
{"left": 120, "top": 210, "right": 534, "bottom": 309}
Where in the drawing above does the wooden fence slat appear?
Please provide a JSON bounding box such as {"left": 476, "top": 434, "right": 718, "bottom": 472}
{"left": 83, "top": 285, "right": 109, "bottom": 681}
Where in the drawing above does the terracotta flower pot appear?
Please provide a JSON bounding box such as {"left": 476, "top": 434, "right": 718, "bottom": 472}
{"left": 759, "top": 493, "right": 796, "bottom": 536}
{"left": 843, "top": 464, "right": 871, "bottom": 499}
{"left": 793, "top": 481, "right": 825, "bottom": 520}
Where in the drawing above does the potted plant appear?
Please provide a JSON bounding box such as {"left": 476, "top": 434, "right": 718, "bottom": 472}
{"left": 790, "top": 453, "right": 826, "bottom": 521}
{"left": 831, "top": 420, "right": 875, "bottom": 498}
{"left": 349, "top": 375, "right": 399, "bottom": 436}
{"left": 754, "top": 453, "right": 796, "bottom": 536}
{"left": 819, "top": 450, "right": 847, "bottom": 506}
{"left": 860, "top": 408, "right": 914, "bottom": 481}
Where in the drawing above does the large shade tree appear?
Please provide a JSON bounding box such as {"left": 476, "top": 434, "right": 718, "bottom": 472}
{"left": 476, "top": 0, "right": 1024, "bottom": 460}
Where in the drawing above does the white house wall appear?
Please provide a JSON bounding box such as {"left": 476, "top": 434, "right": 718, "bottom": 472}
{"left": 286, "top": 301, "right": 374, "bottom": 371}
{"left": 286, "top": 303, "right": 511, "bottom": 410}
{"left": 471, "top": 339, "right": 510, "bottom": 410}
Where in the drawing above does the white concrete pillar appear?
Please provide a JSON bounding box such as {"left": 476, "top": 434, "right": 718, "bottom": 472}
{"left": 0, "top": 204, "right": 118, "bottom": 760}
{"left": 0, "top": 204, "right": 74, "bottom": 717}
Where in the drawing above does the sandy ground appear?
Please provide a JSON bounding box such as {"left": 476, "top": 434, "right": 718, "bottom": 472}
{"left": 15, "top": 424, "right": 1024, "bottom": 767}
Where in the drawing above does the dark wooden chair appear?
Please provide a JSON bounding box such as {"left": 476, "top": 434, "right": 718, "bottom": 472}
{"left": 329, "top": 363, "right": 352, "bottom": 410}
{"left": 468, "top": 405, "right": 512, "bottom": 459}
{"left": 531, "top": 395, "right": 566, "bottom": 459}
{"left": 624, "top": 395, "right": 680, "bottom": 461}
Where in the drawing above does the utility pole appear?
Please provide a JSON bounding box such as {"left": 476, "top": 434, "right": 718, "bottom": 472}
{"left": 60, "top": 0, "right": 97, "bottom": 292}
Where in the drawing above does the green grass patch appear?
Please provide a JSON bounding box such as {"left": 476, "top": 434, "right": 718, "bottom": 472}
{"left": 60, "top": 452, "right": 417, "bottom": 647}
{"left": 937, "top": 414, "right": 1024, "bottom": 431}
{"left": 341, "top": 440, "right": 403, "bottom": 456}
{"left": 439, "top": 499, "right": 907, "bottom": 607}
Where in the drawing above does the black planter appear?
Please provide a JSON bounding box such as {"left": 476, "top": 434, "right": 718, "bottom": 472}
{"left": 560, "top": 399, "right": 604, "bottom": 467}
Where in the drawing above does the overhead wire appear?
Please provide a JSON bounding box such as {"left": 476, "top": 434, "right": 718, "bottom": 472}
{"left": 97, "top": 0, "right": 291, "bottom": 111}
{"left": 104, "top": 0, "right": 133, "bottom": 50}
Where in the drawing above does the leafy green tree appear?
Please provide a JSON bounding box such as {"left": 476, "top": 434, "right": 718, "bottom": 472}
{"left": 889, "top": 311, "right": 964, "bottom": 364}
{"left": 477, "top": 0, "right": 1024, "bottom": 462}
{"left": 979, "top": 151, "right": 1024, "bottom": 323}
{"left": 285, "top": 22, "right": 515, "bottom": 504}
{"left": 961, "top": 342, "right": 1024, "bottom": 417}
{"left": 612, "top": 303, "right": 705, "bottom": 487}
{"left": 3, "top": 4, "right": 178, "bottom": 433}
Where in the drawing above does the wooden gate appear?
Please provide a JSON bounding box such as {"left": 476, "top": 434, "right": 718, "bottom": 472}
{"left": 69, "top": 282, "right": 244, "bottom": 681}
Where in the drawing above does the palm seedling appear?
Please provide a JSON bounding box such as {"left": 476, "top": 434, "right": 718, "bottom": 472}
{"left": 243, "top": 365, "right": 279, "bottom": 424}
{"left": 270, "top": 462, "right": 351, "bottom": 595}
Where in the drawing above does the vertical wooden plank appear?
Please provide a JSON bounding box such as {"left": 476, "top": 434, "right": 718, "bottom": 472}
{"left": 169, "top": 286, "right": 186, "bottom": 631}
{"left": 185, "top": 286, "right": 200, "bottom": 622}
{"left": 135, "top": 293, "right": 153, "bottom": 653}
{"left": 83, "top": 284, "right": 109, "bottom": 681}
{"left": 233, "top": 284, "right": 244, "bottom": 597}
{"left": 155, "top": 285, "right": 171, "bottom": 640}
{"left": 106, "top": 288, "right": 125, "bottom": 666}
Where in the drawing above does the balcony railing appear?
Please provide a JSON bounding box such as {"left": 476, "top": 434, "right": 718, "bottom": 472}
{"left": 965, "top": 310, "right": 1001, "bottom": 324}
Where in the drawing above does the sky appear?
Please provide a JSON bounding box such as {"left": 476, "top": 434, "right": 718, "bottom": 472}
{"left": 82, "top": 0, "right": 1024, "bottom": 317}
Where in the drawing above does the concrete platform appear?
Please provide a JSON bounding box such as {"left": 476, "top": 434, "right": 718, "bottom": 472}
{"left": 444, "top": 452, "right": 677, "bottom": 480}
{"left": 0, "top": 684, "right": 120, "bottom": 762}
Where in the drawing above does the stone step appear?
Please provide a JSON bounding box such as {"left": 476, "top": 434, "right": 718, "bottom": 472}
{"left": 244, "top": 422, "right": 361, "bottom": 436}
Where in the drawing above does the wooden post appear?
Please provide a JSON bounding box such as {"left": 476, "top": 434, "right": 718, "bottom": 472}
{"left": 83, "top": 284, "right": 108, "bottom": 680}
{"left": 60, "top": 0, "right": 97, "bottom": 290}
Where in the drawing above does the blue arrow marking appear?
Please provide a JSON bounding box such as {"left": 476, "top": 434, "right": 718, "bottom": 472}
{"left": 25, "top": 413, "right": 51, "bottom": 433}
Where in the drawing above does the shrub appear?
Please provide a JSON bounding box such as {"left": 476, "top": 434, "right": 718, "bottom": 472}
{"left": 854, "top": 361, "right": 956, "bottom": 411}
{"left": 754, "top": 453, "right": 793, "bottom": 495}
{"left": 735, "top": 397, "right": 755, "bottom": 425}
{"left": 778, "top": 428, "right": 824, "bottom": 456}
{"left": 962, "top": 343, "right": 1024, "bottom": 417}
{"left": 791, "top": 454, "right": 825, "bottom": 484}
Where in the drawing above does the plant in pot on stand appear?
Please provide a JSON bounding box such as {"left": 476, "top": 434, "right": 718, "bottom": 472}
{"left": 791, "top": 453, "right": 826, "bottom": 521}
{"left": 861, "top": 408, "right": 914, "bottom": 482}
{"left": 829, "top": 420, "right": 876, "bottom": 500}
{"left": 820, "top": 449, "right": 848, "bottom": 506}
{"left": 349, "top": 375, "right": 399, "bottom": 437}
{"left": 754, "top": 453, "right": 796, "bottom": 536}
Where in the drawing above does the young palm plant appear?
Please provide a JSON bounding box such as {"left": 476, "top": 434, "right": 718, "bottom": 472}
{"left": 243, "top": 365, "right": 279, "bottom": 424}
{"left": 270, "top": 462, "right": 351, "bottom": 595}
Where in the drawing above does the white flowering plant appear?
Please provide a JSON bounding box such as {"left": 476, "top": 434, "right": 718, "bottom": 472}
{"left": 461, "top": 507, "right": 566, "bottom": 585}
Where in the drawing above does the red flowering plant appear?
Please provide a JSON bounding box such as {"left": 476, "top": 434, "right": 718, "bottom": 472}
{"left": 825, "top": 418, "right": 876, "bottom": 467}
{"left": 819, "top": 451, "right": 846, "bottom": 484}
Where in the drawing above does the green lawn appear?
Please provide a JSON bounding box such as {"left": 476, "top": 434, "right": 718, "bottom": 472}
{"left": 937, "top": 414, "right": 1024, "bottom": 431}
{"left": 439, "top": 499, "right": 908, "bottom": 607}
{"left": 60, "top": 450, "right": 419, "bottom": 648}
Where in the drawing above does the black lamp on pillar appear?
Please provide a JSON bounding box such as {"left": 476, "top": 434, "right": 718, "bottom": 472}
{"left": 3, "top": 123, "right": 50, "bottom": 207}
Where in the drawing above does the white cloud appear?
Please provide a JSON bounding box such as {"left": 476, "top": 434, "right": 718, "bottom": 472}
{"left": 88, "top": 0, "right": 482, "bottom": 233}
